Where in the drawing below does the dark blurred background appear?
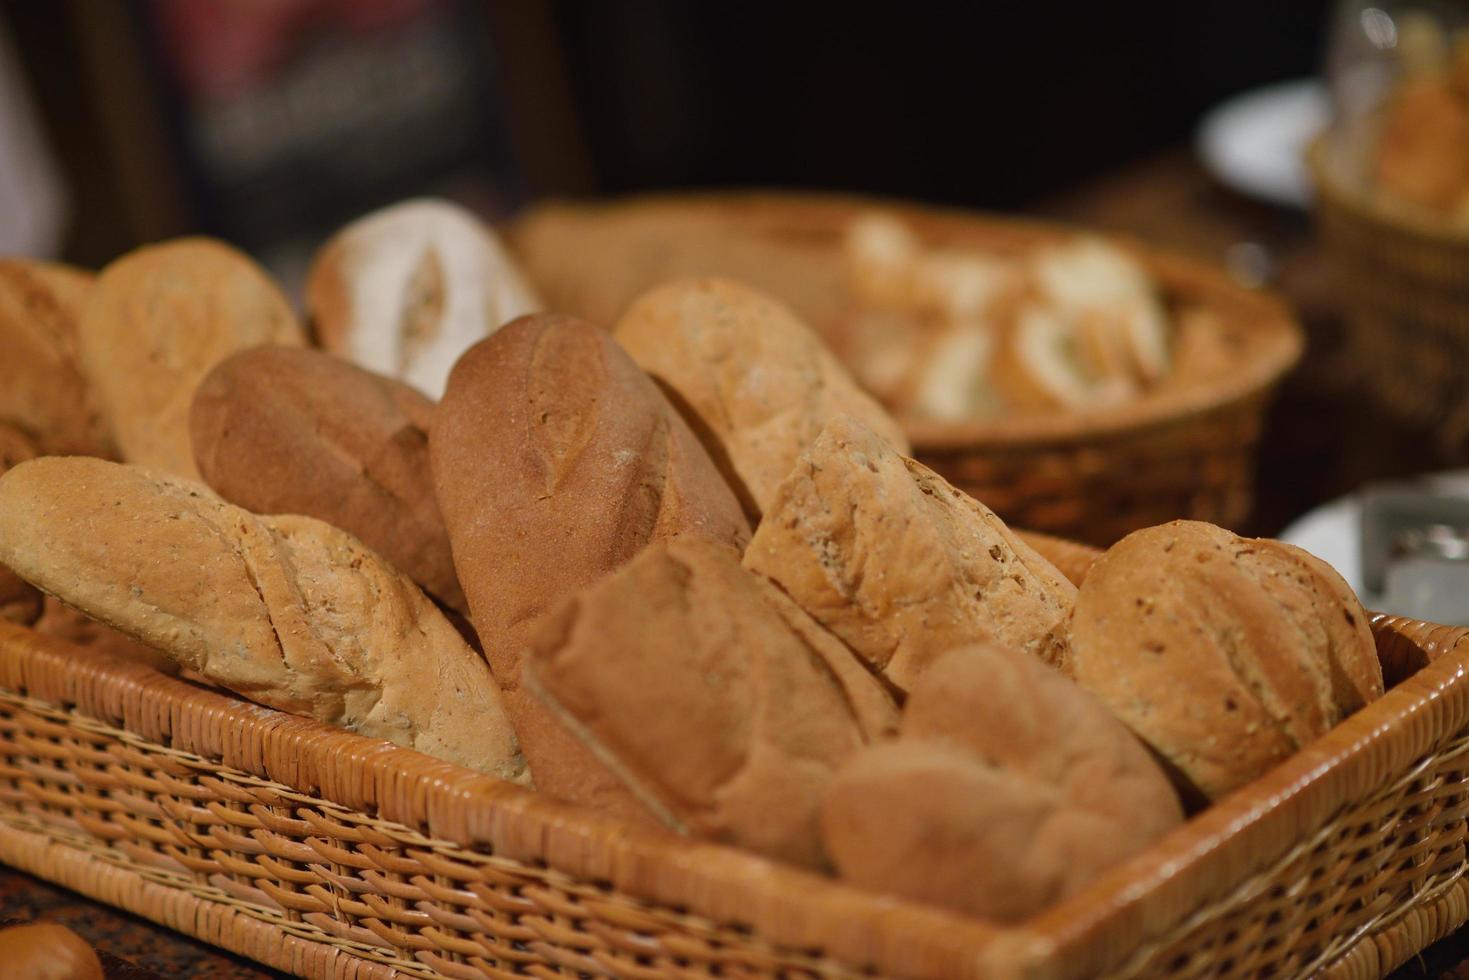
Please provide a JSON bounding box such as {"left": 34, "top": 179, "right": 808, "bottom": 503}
{"left": 1, "top": 0, "right": 1332, "bottom": 268}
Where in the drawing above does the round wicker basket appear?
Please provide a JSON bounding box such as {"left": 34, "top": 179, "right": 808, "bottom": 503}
{"left": 511, "top": 193, "right": 1302, "bottom": 546}
{"left": 1309, "top": 138, "right": 1469, "bottom": 458}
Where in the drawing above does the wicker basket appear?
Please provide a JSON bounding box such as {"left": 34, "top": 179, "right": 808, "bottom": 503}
{"left": 510, "top": 194, "right": 1303, "bottom": 547}
{"left": 1309, "top": 138, "right": 1469, "bottom": 458}
{"left": 3, "top": 536, "right": 1469, "bottom": 980}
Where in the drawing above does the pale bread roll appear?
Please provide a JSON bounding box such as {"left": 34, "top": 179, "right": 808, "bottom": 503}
{"left": 1068, "top": 520, "right": 1383, "bottom": 801}
{"left": 0, "top": 259, "right": 113, "bottom": 457}
{"left": 743, "top": 415, "right": 1076, "bottom": 693}
{"left": 77, "top": 238, "right": 304, "bottom": 479}
{"left": 308, "top": 198, "right": 542, "bottom": 398}
{"left": 613, "top": 278, "right": 909, "bottom": 517}
{"left": 525, "top": 538, "right": 897, "bottom": 867}
{"left": 822, "top": 646, "right": 1182, "bottom": 922}
{"left": 0, "top": 457, "right": 524, "bottom": 780}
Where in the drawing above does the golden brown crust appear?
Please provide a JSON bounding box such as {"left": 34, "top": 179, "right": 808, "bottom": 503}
{"left": 743, "top": 415, "right": 1076, "bottom": 693}
{"left": 78, "top": 238, "right": 304, "bottom": 479}
{"left": 0, "top": 259, "right": 114, "bottom": 457}
{"left": 0, "top": 423, "right": 42, "bottom": 625}
{"left": 821, "top": 645, "right": 1181, "bottom": 921}
{"left": 431, "top": 314, "right": 751, "bottom": 815}
{"left": 525, "top": 538, "right": 897, "bottom": 868}
{"left": 0, "top": 457, "right": 524, "bottom": 781}
{"left": 0, "top": 923, "right": 104, "bottom": 980}
{"left": 614, "top": 278, "right": 910, "bottom": 517}
{"left": 190, "top": 346, "right": 465, "bottom": 613}
{"left": 1068, "top": 521, "right": 1383, "bottom": 800}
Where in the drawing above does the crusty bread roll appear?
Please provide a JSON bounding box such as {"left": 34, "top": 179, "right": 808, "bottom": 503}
{"left": 432, "top": 314, "right": 752, "bottom": 819}
{"left": 0, "top": 423, "right": 42, "bottom": 625}
{"left": 78, "top": 238, "right": 304, "bottom": 479}
{"left": 0, "top": 259, "right": 113, "bottom": 457}
{"left": 820, "top": 645, "right": 1182, "bottom": 920}
{"left": 191, "top": 346, "right": 465, "bottom": 613}
{"left": 0, "top": 457, "right": 524, "bottom": 781}
{"left": 1068, "top": 520, "right": 1383, "bottom": 801}
{"left": 308, "top": 198, "right": 542, "bottom": 398}
{"left": 525, "top": 538, "right": 897, "bottom": 867}
{"left": 613, "top": 278, "right": 910, "bottom": 517}
{"left": 744, "top": 415, "right": 1076, "bottom": 693}
{"left": 0, "top": 923, "right": 103, "bottom": 980}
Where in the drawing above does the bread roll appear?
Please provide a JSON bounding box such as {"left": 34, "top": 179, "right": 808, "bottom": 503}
{"left": 1068, "top": 520, "right": 1383, "bottom": 801}
{"left": 33, "top": 598, "right": 177, "bottom": 674}
{"left": 308, "top": 199, "right": 542, "bottom": 398}
{"left": 191, "top": 346, "right": 464, "bottom": 612}
{"left": 613, "top": 278, "right": 909, "bottom": 517}
{"left": 0, "top": 457, "right": 524, "bottom": 781}
{"left": 432, "top": 314, "right": 752, "bottom": 818}
{"left": 78, "top": 238, "right": 304, "bottom": 479}
{"left": 0, "top": 923, "right": 103, "bottom": 980}
{"left": 0, "top": 259, "right": 113, "bottom": 457}
{"left": 822, "top": 645, "right": 1181, "bottom": 921}
{"left": 744, "top": 415, "right": 1076, "bottom": 693}
{"left": 525, "top": 538, "right": 897, "bottom": 867}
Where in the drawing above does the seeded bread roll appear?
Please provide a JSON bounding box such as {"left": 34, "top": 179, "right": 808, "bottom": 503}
{"left": 1068, "top": 520, "right": 1383, "bottom": 801}
{"left": 191, "top": 346, "right": 464, "bottom": 613}
{"left": 613, "top": 278, "right": 909, "bottom": 517}
{"left": 0, "top": 259, "right": 114, "bottom": 457}
{"left": 822, "top": 645, "right": 1181, "bottom": 921}
{"left": 78, "top": 238, "right": 304, "bottom": 479}
{"left": 525, "top": 538, "right": 898, "bottom": 867}
{"left": 308, "top": 199, "right": 542, "bottom": 398}
{"left": 0, "top": 457, "right": 524, "bottom": 780}
{"left": 432, "top": 314, "right": 751, "bottom": 817}
{"left": 744, "top": 415, "right": 1076, "bottom": 693}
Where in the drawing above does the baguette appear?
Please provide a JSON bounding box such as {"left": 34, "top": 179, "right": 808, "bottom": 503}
{"left": 191, "top": 346, "right": 465, "bottom": 613}
{"left": 525, "top": 538, "right": 897, "bottom": 867}
{"left": 0, "top": 456, "right": 524, "bottom": 780}
{"left": 613, "top": 278, "right": 910, "bottom": 517}
{"left": 744, "top": 415, "right": 1076, "bottom": 693}
{"left": 432, "top": 314, "right": 751, "bottom": 818}
{"left": 78, "top": 238, "right": 304, "bottom": 479}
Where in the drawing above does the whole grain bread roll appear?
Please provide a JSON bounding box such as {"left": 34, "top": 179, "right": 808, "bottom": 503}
{"left": 821, "top": 645, "right": 1182, "bottom": 921}
{"left": 0, "top": 259, "right": 113, "bottom": 457}
{"left": 308, "top": 199, "right": 542, "bottom": 398}
{"left": 432, "top": 314, "right": 752, "bottom": 820}
{"left": 78, "top": 238, "right": 304, "bottom": 479}
{"left": 0, "top": 457, "right": 524, "bottom": 781}
{"left": 744, "top": 415, "right": 1076, "bottom": 693}
{"left": 613, "top": 278, "right": 910, "bottom": 517}
{"left": 191, "top": 346, "right": 464, "bottom": 613}
{"left": 525, "top": 538, "right": 898, "bottom": 867}
{"left": 1068, "top": 520, "right": 1383, "bottom": 801}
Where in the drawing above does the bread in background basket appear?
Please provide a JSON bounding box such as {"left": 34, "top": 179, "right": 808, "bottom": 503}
{"left": 511, "top": 193, "right": 1302, "bottom": 546}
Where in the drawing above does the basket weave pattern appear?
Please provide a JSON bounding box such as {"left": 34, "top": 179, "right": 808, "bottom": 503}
{"left": 1, "top": 608, "right": 1468, "bottom": 979}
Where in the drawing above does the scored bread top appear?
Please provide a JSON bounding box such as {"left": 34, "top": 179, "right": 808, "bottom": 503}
{"left": 191, "top": 346, "right": 464, "bottom": 613}
{"left": 614, "top": 278, "right": 910, "bottom": 518}
{"left": 1067, "top": 520, "right": 1382, "bottom": 800}
{"left": 0, "top": 456, "right": 524, "bottom": 781}
{"left": 743, "top": 414, "right": 1076, "bottom": 693}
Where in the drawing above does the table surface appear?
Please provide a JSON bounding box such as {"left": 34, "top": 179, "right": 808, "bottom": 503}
{"left": 0, "top": 151, "right": 1459, "bottom": 977}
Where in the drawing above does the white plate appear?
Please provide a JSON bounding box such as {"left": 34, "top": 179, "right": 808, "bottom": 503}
{"left": 1195, "top": 78, "right": 1330, "bottom": 209}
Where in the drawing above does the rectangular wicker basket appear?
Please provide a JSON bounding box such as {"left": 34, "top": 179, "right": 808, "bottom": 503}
{"left": 1, "top": 580, "right": 1467, "bottom": 978}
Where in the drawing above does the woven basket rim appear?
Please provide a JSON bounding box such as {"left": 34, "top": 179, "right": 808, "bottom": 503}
{"left": 515, "top": 189, "right": 1305, "bottom": 451}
